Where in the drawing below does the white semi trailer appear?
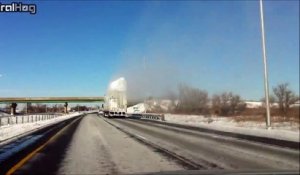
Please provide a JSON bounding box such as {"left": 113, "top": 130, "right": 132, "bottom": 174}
{"left": 103, "top": 77, "right": 127, "bottom": 118}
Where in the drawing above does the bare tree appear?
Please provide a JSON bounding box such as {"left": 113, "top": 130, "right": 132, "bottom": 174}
{"left": 29, "top": 104, "right": 47, "bottom": 113}
{"left": 220, "top": 92, "right": 231, "bottom": 116}
{"left": 273, "top": 83, "right": 299, "bottom": 117}
{"left": 212, "top": 94, "right": 221, "bottom": 115}
{"left": 229, "top": 92, "right": 240, "bottom": 114}
{"left": 164, "top": 91, "right": 178, "bottom": 112}
{"left": 212, "top": 92, "right": 245, "bottom": 116}
{"left": 177, "top": 84, "right": 209, "bottom": 114}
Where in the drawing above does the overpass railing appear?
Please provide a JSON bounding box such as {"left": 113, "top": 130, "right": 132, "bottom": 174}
{"left": 0, "top": 113, "right": 62, "bottom": 126}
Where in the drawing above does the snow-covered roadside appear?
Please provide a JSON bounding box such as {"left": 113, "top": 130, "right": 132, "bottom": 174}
{"left": 0, "top": 112, "right": 82, "bottom": 142}
{"left": 0, "top": 111, "right": 9, "bottom": 117}
{"left": 164, "top": 114, "right": 300, "bottom": 142}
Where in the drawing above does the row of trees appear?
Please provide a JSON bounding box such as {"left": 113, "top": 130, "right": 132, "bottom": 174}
{"left": 211, "top": 92, "right": 246, "bottom": 116}
{"left": 1, "top": 104, "right": 92, "bottom": 114}
{"left": 1, "top": 104, "right": 64, "bottom": 113}
{"left": 173, "top": 84, "right": 246, "bottom": 116}
{"left": 149, "top": 83, "right": 298, "bottom": 117}
{"left": 25, "top": 104, "right": 66, "bottom": 113}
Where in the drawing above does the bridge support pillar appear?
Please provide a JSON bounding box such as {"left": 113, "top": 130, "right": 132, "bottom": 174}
{"left": 64, "top": 102, "right": 68, "bottom": 114}
{"left": 10, "top": 103, "right": 17, "bottom": 115}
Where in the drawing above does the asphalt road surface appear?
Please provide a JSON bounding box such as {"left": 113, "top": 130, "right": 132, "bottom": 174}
{"left": 1, "top": 114, "right": 299, "bottom": 174}
{"left": 7, "top": 115, "right": 182, "bottom": 174}
{"left": 109, "top": 118, "right": 299, "bottom": 170}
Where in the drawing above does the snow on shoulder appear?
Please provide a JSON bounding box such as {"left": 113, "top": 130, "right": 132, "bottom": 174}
{"left": 0, "top": 112, "right": 82, "bottom": 144}
{"left": 164, "top": 114, "right": 300, "bottom": 143}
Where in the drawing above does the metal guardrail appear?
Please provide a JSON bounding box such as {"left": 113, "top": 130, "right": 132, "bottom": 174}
{"left": 0, "top": 114, "right": 62, "bottom": 126}
{"left": 129, "top": 113, "right": 165, "bottom": 121}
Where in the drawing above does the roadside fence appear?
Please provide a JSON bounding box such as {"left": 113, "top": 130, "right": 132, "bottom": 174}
{"left": 0, "top": 113, "right": 62, "bottom": 127}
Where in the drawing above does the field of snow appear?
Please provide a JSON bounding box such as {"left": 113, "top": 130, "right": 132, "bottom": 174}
{"left": 164, "top": 114, "right": 300, "bottom": 142}
{"left": 0, "top": 111, "right": 9, "bottom": 117}
{"left": 0, "top": 112, "right": 82, "bottom": 143}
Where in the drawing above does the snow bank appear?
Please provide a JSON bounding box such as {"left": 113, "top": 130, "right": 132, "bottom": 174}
{"left": 0, "top": 112, "right": 9, "bottom": 117}
{"left": 0, "top": 112, "right": 82, "bottom": 143}
{"left": 164, "top": 114, "right": 300, "bottom": 142}
{"left": 244, "top": 101, "right": 262, "bottom": 108}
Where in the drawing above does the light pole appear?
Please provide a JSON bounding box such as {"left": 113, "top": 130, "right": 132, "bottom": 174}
{"left": 259, "top": 0, "right": 271, "bottom": 129}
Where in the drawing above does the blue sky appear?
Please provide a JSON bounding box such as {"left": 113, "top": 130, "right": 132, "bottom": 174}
{"left": 0, "top": 1, "right": 299, "bottom": 101}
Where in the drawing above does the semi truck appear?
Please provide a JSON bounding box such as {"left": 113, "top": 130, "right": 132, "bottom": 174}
{"left": 102, "top": 77, "right": 127, "bottom": 118}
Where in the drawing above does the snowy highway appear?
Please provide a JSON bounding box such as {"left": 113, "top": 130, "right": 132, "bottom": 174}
{"left": 0, "top": 114, "right": 299, "bottom": 174}
{"left": 108, "top": 118, "right": 299, "bottom": 170}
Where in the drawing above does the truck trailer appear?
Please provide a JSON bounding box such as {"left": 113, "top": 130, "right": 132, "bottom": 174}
{"left": 103, "top": 77, "right": 127, "bottom": 118}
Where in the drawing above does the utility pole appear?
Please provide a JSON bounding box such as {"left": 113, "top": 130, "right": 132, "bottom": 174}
{"left": 259, "top": 0, "right": 271, "bottom": 129}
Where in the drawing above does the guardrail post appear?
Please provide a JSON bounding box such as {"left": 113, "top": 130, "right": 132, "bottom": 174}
{"left": 22, "top": 115, "right": 24, "bottom": 123}
{"left": 16, "top": 115, "right": 17, "bottom": 124}
{"left": 0, "top": 117, "right": 2, "bottom": 126}
{"left": 161, "top": 114, "right": 165, "bottom": 121}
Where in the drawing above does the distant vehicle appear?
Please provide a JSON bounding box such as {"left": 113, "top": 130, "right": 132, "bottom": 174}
{"left": 103, "top": 77, "right": 127, "bottom": 118}
{"left": 98, "top": 111, "right": 104, "bottom": 115}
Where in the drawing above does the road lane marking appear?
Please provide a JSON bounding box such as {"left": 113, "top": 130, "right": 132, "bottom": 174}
{"left": 6, "top": 117, "right": 82, "bottom": 175}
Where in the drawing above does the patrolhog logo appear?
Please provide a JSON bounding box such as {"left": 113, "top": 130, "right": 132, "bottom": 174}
{"left": 0, "top": 2, "right": 36, "bottom": 14}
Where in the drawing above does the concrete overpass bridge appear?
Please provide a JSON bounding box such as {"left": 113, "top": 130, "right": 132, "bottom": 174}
{"left": 0, "top": 97, "right": 104, "bottom": 115}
